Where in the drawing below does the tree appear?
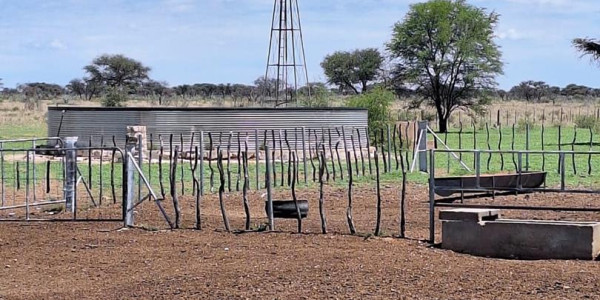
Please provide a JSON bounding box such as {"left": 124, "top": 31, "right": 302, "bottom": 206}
{"left": 321, "top": 48, "right": 383, "bottom": 94}
{"left": 139, "top": 80, "right": 170, "bottom": 105}
{"left": 84, "top": 54, "right": 150, "bottom": 90}
{"left": 254, "top": 76, "right": 277, "bottom": 99}
{"left": 562, "top": 84, "right": 591, "bottom": 99}
{"left": 83, "top": 54, "right": 151, "bottom": 107}
{"left": 509, "top": 81, "right": 549, "bottom": 102}
{"left": 388, "top": 0, "right": 503, "bottom": 132}
{"left": 66, "top": 79, "right": 86, "bottom": 99}
{"left": 573, "top": 38, "right": 600, "bottom": 64}
{"left": 17, "top": 82, "right": 64, "bottom": 99}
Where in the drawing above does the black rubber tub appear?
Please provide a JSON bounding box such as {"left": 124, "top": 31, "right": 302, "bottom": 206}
{"left": 266, "top": 200, "right": 309, "bottom": 219}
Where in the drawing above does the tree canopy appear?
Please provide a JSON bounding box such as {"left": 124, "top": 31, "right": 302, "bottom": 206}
{"left": 573, "top": 38, "right": 600, "bottom": 64}
{"left": 321, "top": 48, "right": 383, "bottom": 94}
{"left": 509, "top": 81, "right": 550, "bottom": 102}
{"left": 84, "top": 54, "right": 151, "bottom": 90}
{"left": 388, "top": 0, "right": 503, "bottom": 132}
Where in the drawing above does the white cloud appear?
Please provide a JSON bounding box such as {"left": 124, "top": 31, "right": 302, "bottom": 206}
{"left": 49, "top": 39, "right": 66, "bottom": 50}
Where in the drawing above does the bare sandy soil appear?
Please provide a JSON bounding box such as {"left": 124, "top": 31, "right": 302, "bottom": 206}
{"left": 1, "top": 183, "right": 600, "bottom": 299}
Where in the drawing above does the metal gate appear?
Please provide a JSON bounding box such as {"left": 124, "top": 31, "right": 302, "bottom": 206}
{"left": 0, "top": 137, "right": 125, "bottom": 222}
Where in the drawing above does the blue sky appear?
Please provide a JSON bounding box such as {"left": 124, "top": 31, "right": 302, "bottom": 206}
{"left": 0, "top": 0, "right": 598, "bottom": 90}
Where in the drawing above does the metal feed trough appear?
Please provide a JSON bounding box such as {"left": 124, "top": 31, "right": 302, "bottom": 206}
{"left": 434, "top": 171, "right": 547, "bottom": 197}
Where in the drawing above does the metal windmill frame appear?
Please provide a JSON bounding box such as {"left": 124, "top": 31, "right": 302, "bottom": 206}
{"left": 263, "top": 0, "right": 311, "bottom": 107}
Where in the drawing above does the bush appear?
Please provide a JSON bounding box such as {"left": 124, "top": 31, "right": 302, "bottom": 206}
{"left": 516, "top": 118, "right": 534, "bottom": 132}
{"left": 574, "top": 115, "right": 600, "bottom": 131}
{"left": 347, "top": 86, "right": 394, "bottom": 137}
{"left": 102, "top": 89, "right": 127, "bottom": 107}
{"left": 300, "top": 87, "right": 330, "bottom": 108}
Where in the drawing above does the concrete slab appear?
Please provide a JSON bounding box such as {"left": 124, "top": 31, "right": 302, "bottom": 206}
{"left": 442, "top": 218, "right": 600, "bottom": 260}
{"left": 439, "top": 208, "right": 501, "bottom": 222}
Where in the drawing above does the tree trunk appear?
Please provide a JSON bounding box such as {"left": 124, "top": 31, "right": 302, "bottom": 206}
{"left": 437, "top": 106, "right": 449, "bottom": 133}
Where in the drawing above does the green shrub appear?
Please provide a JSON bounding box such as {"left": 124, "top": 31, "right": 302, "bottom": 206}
{"left": 347, "top": 86, "right": 394, "bottom": 137}
{"left": 516, "top": 118, "right": 533, "bottom": 132}
{"left": 299, "top": 86, "right": 331, "bottom": 108}
{"left": 102, "top": 89, "right": 127, "bottom": 107}
{"left": 574, "top": 115, "right": 599, "bottom": 131}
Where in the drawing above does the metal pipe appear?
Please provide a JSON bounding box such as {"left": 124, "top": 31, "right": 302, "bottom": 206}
{"left": 475, "top": 151, "right": 481, "bottom": 189}
{"left": 436, "top": 202, "right": 600, "bottom": 212}
{"left": 0, "top": 199, "right": 67, "bottom": 211}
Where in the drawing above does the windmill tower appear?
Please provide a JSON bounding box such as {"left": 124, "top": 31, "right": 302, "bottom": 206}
{"left": 263, "top": 0, "right": 310, "bottom": 107}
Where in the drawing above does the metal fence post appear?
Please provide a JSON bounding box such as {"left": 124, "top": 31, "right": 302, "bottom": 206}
{"left": 1, "top": 141, "right": 4, "bottom": 207}
{"left": 560, "top": 152, "right": 566, "bottom": 191}
{"left": 265, "top": 146, "right": 274, "bottom": 231}
{"left": 124, "top": 140, "right": 136, "bottom": 227}
{"left": 302, "top": 126, "right": 308, "bottom": 185}
{"left": 64, "top": 137, "right": 78, "bottom": 217}
{"left": 429, "top": 149, "right": 436, "bottom": 243}
{"left": 418, "top": 121, "right": 428, "bottom": 172}
{"left": 255, "top": 128, "right": 260, "bottom": 190}
{"left": 137, "top": 135, "right": 143, "bottom": 202}
{"left": 475, "top": 151, "right": 481, "bottom": 189}
{"left": 32, "top": 140, "right": 36, "bottom": 203}
{"left": 200, "top": 131, "right": 205, "bottom": 196}
{"left": 525, "top": 123, "right": 530, "bottom": 171}
{"left": 386, "top": 124, "right": 392, "bottom": 172}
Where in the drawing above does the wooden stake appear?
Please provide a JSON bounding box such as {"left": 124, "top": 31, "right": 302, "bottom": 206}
{"left": 170, "top": 146, "right": 181, "bottom": 229}
{"left": 217, "top": 150, "right": 230, "bottom": 232}
{"left": 291, "top": 152, "right": 302, "bottom": 233}
{"left": 346, "top": 151, "right": 356, "bottom": 235}
{"left": 374, "top": 151, "right": 382, "bottom": 236}
{"left": 318, "top": 151, "right": 327, "bottom": 234}
{"left": 242, "top": 150, "right": 251, "bottom": 231}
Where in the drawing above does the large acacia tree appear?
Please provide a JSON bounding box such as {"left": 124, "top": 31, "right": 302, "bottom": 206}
{"left": 83, "top": 54, "right": 151, "bottom": 106}
{"left": 84, "top": 54, "right": 150, "bottom": 89}
{"left": 388, "top": 0, "right": 503, "bottom": 132}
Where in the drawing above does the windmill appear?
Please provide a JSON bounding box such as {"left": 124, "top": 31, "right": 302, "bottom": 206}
{"left": 263, "top": 0, "right": 310, "bottom": 107}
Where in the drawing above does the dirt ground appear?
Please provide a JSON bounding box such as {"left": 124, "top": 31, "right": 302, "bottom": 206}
{"left": 1, "top": 182, "right": 600, "bottom": 299}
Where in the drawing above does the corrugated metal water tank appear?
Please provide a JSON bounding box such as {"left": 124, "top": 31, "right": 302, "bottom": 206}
{"left": 47, "top": 107, "right": 369, "bottom": 150}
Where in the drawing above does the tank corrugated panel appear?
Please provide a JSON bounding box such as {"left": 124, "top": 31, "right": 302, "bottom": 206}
{"left": 47, "top": 107, "right": 369, "bottom": 151}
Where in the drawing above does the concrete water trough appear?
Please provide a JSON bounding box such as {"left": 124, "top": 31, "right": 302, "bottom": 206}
{"left": 440, "top": 208, "right": 600, "bottom": 260}
{"left": 434, "top": 171, "right": 547, "bottom": 197}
